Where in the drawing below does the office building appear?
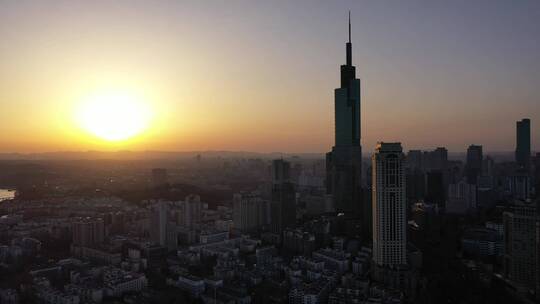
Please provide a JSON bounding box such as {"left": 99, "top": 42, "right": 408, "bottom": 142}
{"left": 233, "top": 192, "right": 265, "bottom": 232}
{"left": 179, "top": 194, "right": 202, "bottom": 228}
{"left": 503, "top": 200, "right": 539, "bottom": 293}
{"left": 325, "top": 14, "right": 368, "bottom": 239}
{"left": 509, "top": 174, "right": 531, "bottom": 201}
{"left": 446, "top": 180, "right": 477, "bottom": 214}
{"left": 72, "top": 218, "right": 105, "bottom": 247}
{"left": 461, "top": 227, "right": 502, "bottom": 257}
{"left": 372, "top": 143, "right": 407, "bottom": 267}
{"left": 515, "top": 118, "right": 531, "bottom": 170}
{"left": 405, "top": 168, "right": 425, "bottom": 201}
{"left": 150, "top": 201, "right": 168, "bottom": 246}
{"left": 270, "top": 159, "right": 296, "bottom": 233}
{"left": 423, "top": 147, "right": 448, "bottom": 172}
{"left": 534, "top": 152, "right": 540, "bottom": 199}
{"left": 426, "top": 170, "right": 445, "bottom": 207}
{"left": 406, "top": 150, "right": 423, "bottom": 171}
{"left": 466, "top": 145, "right": 483, "bottom": 184}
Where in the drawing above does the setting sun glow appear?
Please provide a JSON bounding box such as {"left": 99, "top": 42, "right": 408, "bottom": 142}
{"left": 75, "top": 93, "right": 152, "bottom": 142}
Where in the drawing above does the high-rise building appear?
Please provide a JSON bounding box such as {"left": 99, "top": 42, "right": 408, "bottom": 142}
{"left": 426, "top": 170, "right": 445, "bottom": 207}
{"left": 466, "top": 145, "right": 483, "bottom": 184}
{"left": 270, "top": 159, "right": 296, "bottom": 233}
{"left": 503, "top": 200, "right": 539, "bottom": 292}
{"left": 516, "top": 118, "right": 531, "bottom": 171}
{"left": 405, "top": 168, "right": 425, "bottom": 201}
{"left": 233, "top": 192, "right": 265, "bottom": 232}
{"left": 423, "top": 147, "right": 448, "bottom": 172}
{"left": 446, "top": 180, "right": 477, "bottom": 214}
{"left": 178, "top": 195, "right": 202, "bottom": 229}
{"left": 508, "top": 173, "right": 531, "bottom": 201}
{"left": 535, "top": 153, "right": 540, "bottom": 199}
{"left": 431, "top": 147, "right": 448, "bottom": 171}
{"left": 406, "top": 150, "right": 423, "bottom": 171}
{"left": 150, "top": 201, "right": 168, "bottom": 246}
{"left": 72, "top": 218, "right": 105, "bottom": 247}
{"left": 482, "top": 155, "right": 495, "bottom": 177}
{"left": 326, "top": 13, "right": 365, "bottom": 236}
{"left": 406, "top": 148, "right": 447, "bottom": 172}
{"left": 372, "top": 143, "right": 407, "bottom": 267}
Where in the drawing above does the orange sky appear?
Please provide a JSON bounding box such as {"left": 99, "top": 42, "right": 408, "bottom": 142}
{"left": 0, "top": 1, "right": 538, "bottom": 154}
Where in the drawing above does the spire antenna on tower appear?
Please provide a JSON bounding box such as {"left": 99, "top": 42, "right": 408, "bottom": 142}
{"left": 349, "top": 10, "right": 351, "bottom": 43}
{"left": 346, "top": 11, "right": 352, "bottom": 66}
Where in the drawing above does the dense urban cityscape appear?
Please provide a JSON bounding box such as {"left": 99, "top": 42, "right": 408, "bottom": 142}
{"left": 1, "top": 3, "right": 539, "bottom": 304}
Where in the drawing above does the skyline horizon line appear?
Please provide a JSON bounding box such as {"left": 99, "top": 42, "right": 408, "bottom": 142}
{"left": 0, "top": 147, "right": 536, "bottom": 158}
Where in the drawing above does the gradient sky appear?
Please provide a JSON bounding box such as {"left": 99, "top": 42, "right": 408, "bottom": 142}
{"left": 0, "top": 0, "right": 539, "bottom": 154}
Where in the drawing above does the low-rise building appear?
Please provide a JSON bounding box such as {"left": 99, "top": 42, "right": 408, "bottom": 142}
{"left": 103, "top": 268, "right": 147, "bottom": 297}
{"left": 167, "top": 274, "right": 205, "bottom": 297}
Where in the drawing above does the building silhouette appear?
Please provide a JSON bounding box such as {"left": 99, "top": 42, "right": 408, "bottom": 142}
{"left": 372, "top": 143, "right": 407, "bottom": 267}
{"left": 72, "top": 217, "right": 105, "bottom": 247}
{"left": 535, "top": 153, "right": 540, "bottom": 199}
{"left": 178, "top": 194, "right": 202, "bottom": 229}
{"left": 426, "top": 170, "right": 445, "bottom": 208}
{"left": 150, "top": 201, "right": 168, "bottom": 246}
{"left": 325, "top": 13, "right": 366, "bottom": 237}
{"left": 516, "top": 118, "right": 531, "bottom": 171}
{"left": 503, "top": 200, "right": 539, "bottom": 294}
{"left": 270, "top": 159, "right": 296, "bottom": 233}
{"left": 233, "top": 192, "right": 266, "bottom": 232}
{"left": 465, "top": 145, "right": 483, "bottom": 185}
{"left": 446, "top": 180, "right": 477, "bottom": 214}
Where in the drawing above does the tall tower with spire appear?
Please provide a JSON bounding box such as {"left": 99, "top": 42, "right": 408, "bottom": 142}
{"left": 326, "top": 12, "right": 367, "bottom": 238}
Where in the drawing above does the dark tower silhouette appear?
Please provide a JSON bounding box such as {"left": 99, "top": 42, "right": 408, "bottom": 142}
{"left": 465, "top": 145, "right": 483, "bottom": 185}
{"left": 516, "top": 118, "right": 531, "bottom": 171}
{"left": 270, "top": 159, "right": 296, "bottom": 233}
{"left": 535, "top": 153, "right": 540, "bottom": 200}
{"left": 326, "top": 12, "right": 367, "bottom": 239}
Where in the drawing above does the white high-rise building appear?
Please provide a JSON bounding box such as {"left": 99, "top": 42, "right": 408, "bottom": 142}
{"left": 372, "top": 142, "right": 407, "bottom": 267}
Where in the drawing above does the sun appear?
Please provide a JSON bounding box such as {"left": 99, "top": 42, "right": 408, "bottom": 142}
{"left": 76, "top": 92, "right": 152, "bottom": 141}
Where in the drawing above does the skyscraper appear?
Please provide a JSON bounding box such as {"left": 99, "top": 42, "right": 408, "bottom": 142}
{"left": 466, "top": 145, "right": 483, "bottom": 185}
{"left": 179, "top": 194, "right": 202, "bottom": 229}
{"left": 516, "top": 118, "right": 531, "bottom": 171}
{"left": 150, "top": 201, "right": 168, "bottom": 246}
{"left": 446, "top": 180, "right": 477, "bottom": 214}
{"left": 233, "top": 192, "right": 266, "bottom": 232}
{"left": 372, "top": 143, "right": 407, "bottom": 267}
{"left": 534, "top": 152, "right": 540, "bottom": 199}
{"left": 426, "top": 170, "right": 445, "bottom": 207}
{"left": 326, "top": 13, "right": 364, "bottom": 233}
{"left": 270, "top": 159, "right": 296, "bottom": 233}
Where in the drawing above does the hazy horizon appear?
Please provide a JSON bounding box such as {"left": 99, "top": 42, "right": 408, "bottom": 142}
{"left": 0, "top": 149, "right": 530, "bottom": 161}
{"left": 1, "top": 0, "right": 539, "bottom": 153}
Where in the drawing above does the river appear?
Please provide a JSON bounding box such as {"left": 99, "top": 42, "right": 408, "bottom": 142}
{"left": 0, "top": 189, "right": 15, "bottom": 201}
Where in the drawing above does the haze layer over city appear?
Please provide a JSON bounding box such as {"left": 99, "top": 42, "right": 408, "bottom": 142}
{"left": 0, "top": 1, "right": 539, "bottom": 304}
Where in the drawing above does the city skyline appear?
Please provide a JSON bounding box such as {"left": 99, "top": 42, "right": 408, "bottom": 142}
{"left": 1, "top": 1, "right": 539, "bottom": 154}
{"left": 1, "top": 3, "right": 540, "bottom": 303}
